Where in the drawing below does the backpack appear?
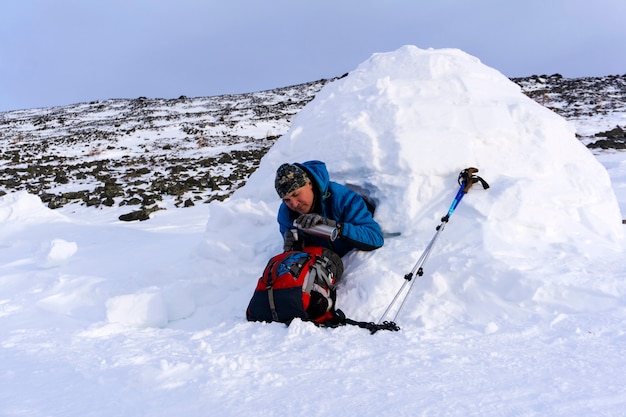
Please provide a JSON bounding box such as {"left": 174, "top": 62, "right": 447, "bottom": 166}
{"left": 246, "top": 247, "right": 343, "bottom": 325}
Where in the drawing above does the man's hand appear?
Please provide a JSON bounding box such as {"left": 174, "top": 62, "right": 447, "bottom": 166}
{"left": 295, "top": 213, "right": 337, "bottom": 229}
{"left": 283, "top": 230, "right": 301, "bottom": 252}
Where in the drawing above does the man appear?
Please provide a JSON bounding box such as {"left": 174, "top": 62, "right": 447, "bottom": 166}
{"left": 275, "top": 160, "right": 384, "bottom": 257}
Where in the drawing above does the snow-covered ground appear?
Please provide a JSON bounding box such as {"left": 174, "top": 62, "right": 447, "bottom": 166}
{"left": 1, "top": 46, "right": 625, "bottom": 417}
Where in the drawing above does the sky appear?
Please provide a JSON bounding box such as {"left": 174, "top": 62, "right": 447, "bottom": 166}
{"left": 1, "top": 0, "right": 625, "bottom": 112}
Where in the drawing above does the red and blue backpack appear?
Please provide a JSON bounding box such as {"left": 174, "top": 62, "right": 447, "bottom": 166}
{"left": 246, "top": 247, "right": 343, "bottom": 325}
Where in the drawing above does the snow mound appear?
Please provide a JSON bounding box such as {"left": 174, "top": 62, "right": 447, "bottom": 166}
{"left": 241, "top": 46, "right": 622, "bottom": 251}
{"left": 0, "top": 191, "right": 69, "bottom": 225}
{"left": 206, "top": 45, "right": 624, "bottom": 328}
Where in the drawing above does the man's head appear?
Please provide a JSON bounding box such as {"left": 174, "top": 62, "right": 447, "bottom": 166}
{"left": 275, "top": 163, "right": 314, "bottom": 214}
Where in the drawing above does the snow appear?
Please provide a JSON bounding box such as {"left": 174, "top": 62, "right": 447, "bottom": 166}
{"left": 2, "top": 46, "right": 626, "bottom": 416}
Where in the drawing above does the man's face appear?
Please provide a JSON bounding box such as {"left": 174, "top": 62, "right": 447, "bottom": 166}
{"left": 282, "top": 183, "right": 314, "bottom": 214}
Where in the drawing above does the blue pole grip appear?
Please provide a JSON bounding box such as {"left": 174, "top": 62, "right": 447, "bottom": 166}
{"left": 444, "top": 181, "right": 467, "bottom": 221}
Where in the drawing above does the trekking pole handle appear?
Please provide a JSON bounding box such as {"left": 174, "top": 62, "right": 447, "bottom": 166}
{"left": 459, "top": 167, "right": 490, "bottom": 193}
{"left": 445, "top": 167, "right": 490, "bottom": 221}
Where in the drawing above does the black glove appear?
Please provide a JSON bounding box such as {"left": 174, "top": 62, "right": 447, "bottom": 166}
{"left": 295, "top": 213, "right": 337, "bottom": 229}
{"left": 283, "top": 230, "right": 302, "bottom": 252}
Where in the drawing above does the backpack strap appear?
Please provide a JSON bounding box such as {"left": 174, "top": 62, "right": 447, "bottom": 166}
{"left": 319, "top": 309, "right": 400, "bottom": 334}
{"left": 266, "top": 261, "right": 280, "bottom": 322}
{"left": 267, "top": 284, "right": 279, "bottom": 322}
{"left": 311, "top": 256, "right": 334, "bottom": 287}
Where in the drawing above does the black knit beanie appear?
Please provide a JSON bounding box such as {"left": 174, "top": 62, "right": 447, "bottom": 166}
{"left": 274, "top": 163, "right": 311, "bottom": 198}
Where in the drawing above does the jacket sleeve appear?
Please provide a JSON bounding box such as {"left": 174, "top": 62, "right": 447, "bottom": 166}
{"left": 277, "top": 203, "right": 293, "bottom": 237}
{"left": 330, "top": 185, "right": 384, "bottom": 251}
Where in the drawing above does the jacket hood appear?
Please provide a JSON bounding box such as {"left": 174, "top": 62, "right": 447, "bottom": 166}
{"left": 296, "top": 160, "right": 330, "bottom": 198}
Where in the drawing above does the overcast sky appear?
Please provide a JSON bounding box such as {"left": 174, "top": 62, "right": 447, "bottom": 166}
{"left": 1, "top": 0, "right": 625, "bottom": 112}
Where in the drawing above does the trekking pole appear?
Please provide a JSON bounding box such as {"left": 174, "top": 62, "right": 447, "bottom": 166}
{"left": 375, "top": 167, "right": 489, "bottom": 330}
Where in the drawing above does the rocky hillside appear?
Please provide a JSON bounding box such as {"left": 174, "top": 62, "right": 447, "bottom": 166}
{"left": 1, "top": 73, "right": 624, "bottom": 221}
{"left": 512, "top": 74, "right": 626, "bottom": 148}
{"left": 0, "top": 79, "right": 333, "bottom": 220}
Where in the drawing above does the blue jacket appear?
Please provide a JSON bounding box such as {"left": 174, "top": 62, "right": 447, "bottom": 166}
{"left": 277, "top": 160, "right": 384, "bottom": 257}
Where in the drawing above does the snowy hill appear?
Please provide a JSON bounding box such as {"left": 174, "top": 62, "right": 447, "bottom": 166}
{"left": 1, "top": 46, "right": 626, "bottom": 417}
{"left": 0, "top": 79, "right": 333, "bottom": 219}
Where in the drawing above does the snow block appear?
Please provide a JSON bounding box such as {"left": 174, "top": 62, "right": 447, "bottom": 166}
{"left": 105, "top": 290, "right": 168, "bottom": 328}
{"left": 43, "top": 239, "right": 78, "bottom": 267}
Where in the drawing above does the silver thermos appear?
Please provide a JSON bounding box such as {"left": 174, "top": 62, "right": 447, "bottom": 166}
{"left": 292, "top": 221, "right": 339, "bottom": 241}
